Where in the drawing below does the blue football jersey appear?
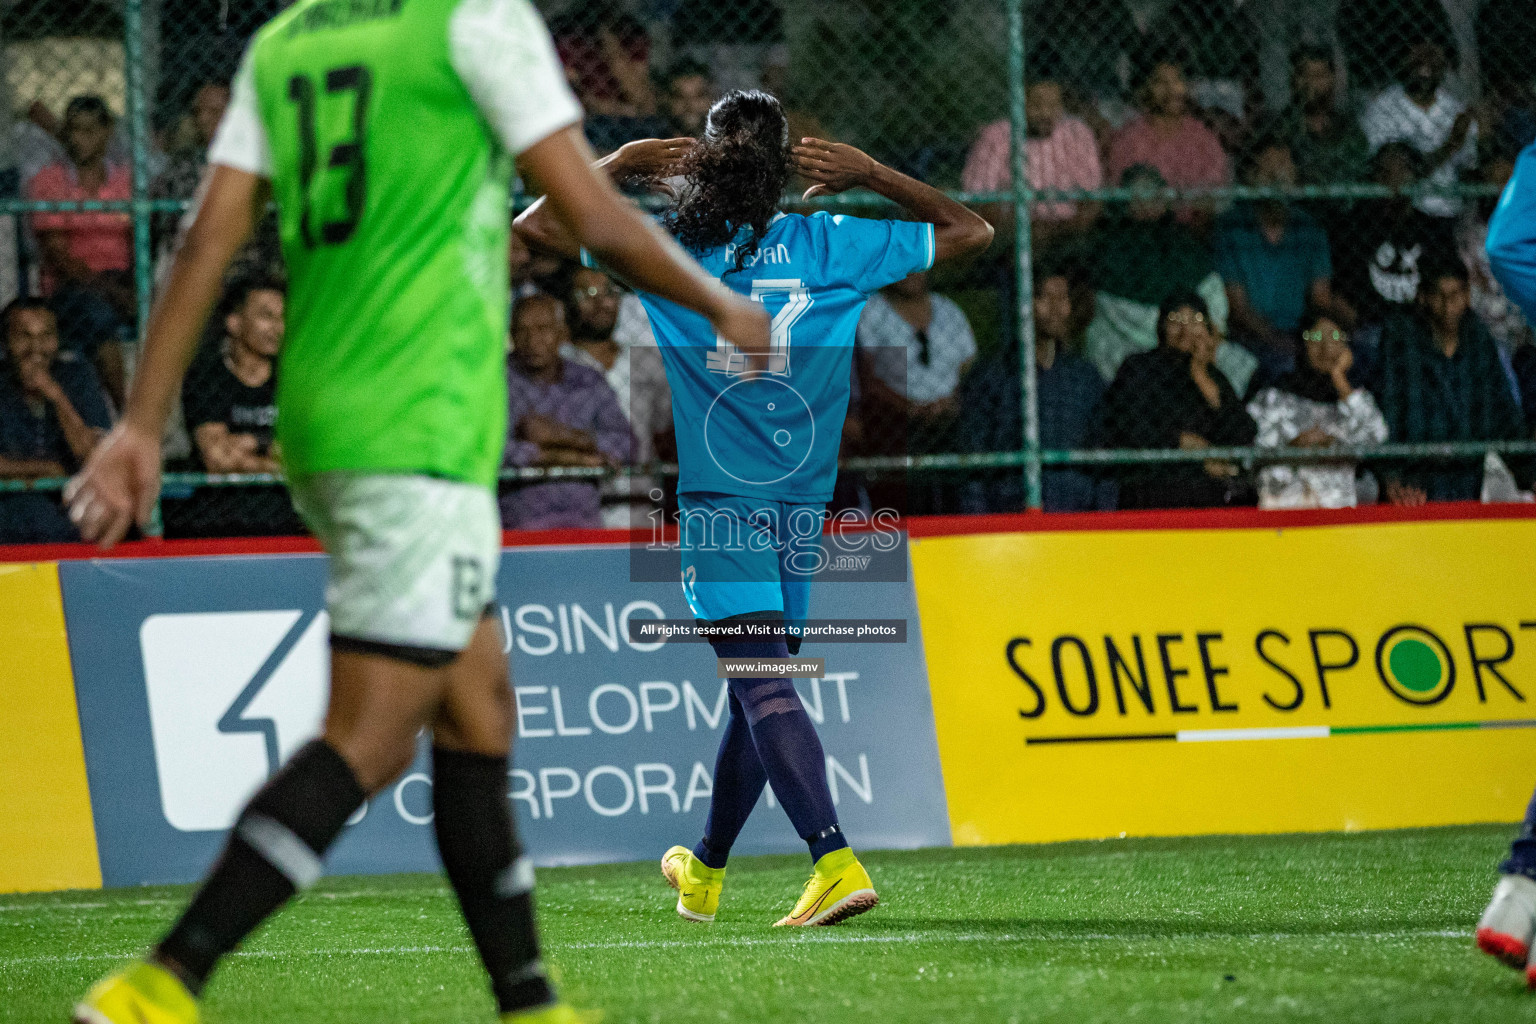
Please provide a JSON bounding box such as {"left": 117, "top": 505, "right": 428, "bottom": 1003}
{"left": 590, "top": 211, "right": 935, "bottom": 502}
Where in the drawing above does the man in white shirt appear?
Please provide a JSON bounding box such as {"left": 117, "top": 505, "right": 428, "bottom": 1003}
{"left": 560, "top": 267, "right": 672, "bottom": 527}
{"left": 1360, "top": 38, "right": 1478, "bottom": 219}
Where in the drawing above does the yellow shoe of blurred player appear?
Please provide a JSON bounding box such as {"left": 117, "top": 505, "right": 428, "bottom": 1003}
{"left": 73, "top": 960, "right": 198, "bottom": 1024}
{"left": 500, "top": 1002, "right": 599, "bottom": 1024}
{"left": 660, "top": 845, "right": 725, "bottom": 922}
{"left": 774, "top": 848, "right": 878, "bottom": 927}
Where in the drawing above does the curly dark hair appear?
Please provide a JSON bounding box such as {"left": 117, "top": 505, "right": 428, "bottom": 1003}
{"left": 662, "top": 90, "right": 791, "bottom": 274}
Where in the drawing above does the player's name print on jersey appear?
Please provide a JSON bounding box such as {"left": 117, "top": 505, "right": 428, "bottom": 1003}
{"left": 284, "top": 0, "right": 406, "bottom": 37}
{"left": 723, "top": 241, "right": 792, "bottom": 268}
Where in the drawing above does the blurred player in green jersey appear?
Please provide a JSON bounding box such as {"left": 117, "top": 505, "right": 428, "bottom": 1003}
{"left": 65, "top": 1, "right": 768, "bottom": 1023}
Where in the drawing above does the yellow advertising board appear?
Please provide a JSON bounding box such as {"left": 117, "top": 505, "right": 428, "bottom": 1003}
{"left": 0, "top": 562, "right": 101, "bottom": 892}
{"left": 911, "top": 518, "right": 1536, "bottom": 846}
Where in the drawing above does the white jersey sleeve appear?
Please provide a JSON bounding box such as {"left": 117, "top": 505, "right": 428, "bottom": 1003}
{"left": 207, "top": 42, "right": 273, "bottom": 176}
{"left": 448, "top": 0, "right": 584, "bottom": 156}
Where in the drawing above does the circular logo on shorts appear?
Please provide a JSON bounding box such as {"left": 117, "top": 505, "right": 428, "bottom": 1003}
{"left": 703, "top": 376, "right": 815, "bottom": 487}
{"left": 1374, "top": 625, "right": 1455, "bottom": 705}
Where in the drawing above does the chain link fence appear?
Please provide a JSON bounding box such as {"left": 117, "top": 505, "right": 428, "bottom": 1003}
{"left": 3, "top": 0, "right": 1536, "bottom": 541}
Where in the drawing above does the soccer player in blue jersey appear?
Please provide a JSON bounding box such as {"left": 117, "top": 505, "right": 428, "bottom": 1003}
{"left": 1475, "top": 139, "right": 1536, "bottom": 989}
{"left": 517, "top": 91, "right": 991, "bottom": 926}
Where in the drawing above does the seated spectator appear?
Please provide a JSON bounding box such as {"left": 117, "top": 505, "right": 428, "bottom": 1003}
{"left": 1107, "top": 57, "right": 1231, "bottom": 227}
{"left": 1082, "top": 163, "right": 1258, "bottom": 395}
{"left": 1332, "top": 143, "right": 1458, "bottom": 350}
{"left": 0, "top": 298, "right": 109, "bottom": 542}
{"left": 1217, "top": 136, "right": 1355, "bottom": 383}
{"left": 858, "top": 272, "right": 976, "bottom": 449}
{"left": 1375, "top": 262, "right": 1528, "bottom": 505}
{"left": 25, "top": 95, "right": 133, "bottom": 409}
{"left": 957, "top": 268, "right": 1106, "bottom": 513}
{"left": 1457, "top": 148, "right": 1532, "bottom": 356}
{"left": 1096, "top": 290, "right": 1258, "bottom": 509}
{"left": 184, "top": 278, "right": 284, "bottom": 476}
{"left": 561, "top": 267, "right": 671, "bottom": 527}
{"left": 502, "top": 294, "right": 634, "bottom": 530}
{"left": 961, "top": 75, "right": 1103, "bottom": 250}
{"left": 1273, "top": 45, "right": 1370, "bottom": 188}
{"left": 1360, "top": 38, "right": 1478, "bottom": 220}
{"left": 168, "top": 276, "right": 304, "bottom": 538}
{"left": 150, "top": 80, "right": 228, "bottom": 260}
{"left": 858, "top": 270, "right": 977, "bottom": 514}
{"left": 551, "top": 2, "right": 669, "bottom": 152}
{"left": 1247, "top": 312, "right": 1389, "bottom": 509}
{"left": 662, "top": 60, "right": 716, "bottom": 138}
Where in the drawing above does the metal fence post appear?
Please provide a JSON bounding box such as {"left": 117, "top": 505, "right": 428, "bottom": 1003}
{"left": 123, "top": 0, "right": 163, "bottom": 536}
{"left": 1006, "top": 0, "right": 1040, "bottom": 510}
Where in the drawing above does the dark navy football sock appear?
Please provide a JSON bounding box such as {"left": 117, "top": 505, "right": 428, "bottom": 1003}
{"left": 1500, "top": 784, "right": 1536, "bottom": 879}
{"left": 707, "top": 628, "right": 847, "bottom": 864}
{"left": 432, "top": 748, "right": 554, "bottom": 1014}
{"left": 156, "top": 740, "right": 364, "bottom": 991}
{"left": 694, "top": 689, "right": 767, "bottom": 869}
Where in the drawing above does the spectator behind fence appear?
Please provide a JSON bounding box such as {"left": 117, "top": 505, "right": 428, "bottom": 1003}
{"left": 150, "top": 80, "right": 228, "bottom": 260}
{"left": 1107, "top": 56, "right": 1231, "bottom": 227}
{"left": 0, "top": 298, "right": 109, "bottom": 543}
{"left": 1458, "top": 149, "right": 1532, "bottom": 355}
{"left": 173, "top": 276, "right": 304, "bottom": 537}
{"left": 1375, "top": 262, "right": 1528, "bottom": 505}
{"left": 502, "top": 294, "right": 634, "bottom": 530}
{"left": 1096, "top": 290, "right": 1257, "bottom": 509}
{"left": 1274, "top": 45, "right": 1370, "bottom": 188}
{"left": 562, "top": 266, "right": 672, "bottom": 527}
{"left": 1360, "top": 38, "right": 1478, "bottom": 220}
{"left": 662, "top": 59, "right": 716, "bottom": 138}
{"left": 1217, "top": 136, "right": 1355, "bottom": 383}
{"left": 184, "top": 278, "right": 284, "bottom": 476}
{"left": 1247, "top": 313, "right": 1389, "bottom": 509}
{"left": 24, "top": 95, "right": 133, "bottom": 409}
{"left": 552, "top": 2, "right": 668, "bottom": 152}
{"left": 1332, "top": 143, "right": 1459, "bottom": 353}
{"left": 961, "top": 75, "right": 1103, "bottom": 249}
{"left": 859, "top": 269, "right": 976, "bottom": 441}
{"left": 957, "top": 269, "right": 1106, "bottom": 513}
{"left": 1082, "top": 163, "right": 1257, "bottom": 396}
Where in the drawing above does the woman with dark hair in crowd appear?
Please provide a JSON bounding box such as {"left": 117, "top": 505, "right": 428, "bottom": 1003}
{"left": 1246, "top": 310, "right": 1389, "bottom": 509}
{"left": 516, "top": 91, "right": 991, "bottom": 929}
{"left": 1096, "top": 288, "right": 1258, "bottom": 508}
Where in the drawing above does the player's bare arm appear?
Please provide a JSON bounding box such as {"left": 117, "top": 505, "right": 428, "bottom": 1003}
{"left": 64, "top": 166, "right": 268, "bottom": 548}
{"left": 515, "top": 126, "right": 768, "bottom": 357}
{"left": 513, "top": 136, "right": 693, "bottom": 259}
{"left": 791, "top": 138, "right": 993, "bottom": 264}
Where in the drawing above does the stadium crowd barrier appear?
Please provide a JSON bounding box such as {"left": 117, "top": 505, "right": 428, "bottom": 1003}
{"left": 2, "top": 505, "right": 1533, "bottom": 894}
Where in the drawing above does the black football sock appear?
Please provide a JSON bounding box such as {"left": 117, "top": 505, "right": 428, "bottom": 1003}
{"left": 693, "top": 689, "right": 767, "bottom": 869}
{"left": 156, "top": 740, "right": 364, "bottom": 992}
{"left": 432, "top": 747, "right": 555, "bottom": 1014}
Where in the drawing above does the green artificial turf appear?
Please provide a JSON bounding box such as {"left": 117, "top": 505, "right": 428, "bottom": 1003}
{"left": 4, "top": 826, "right": 1534, "bottom": 1023}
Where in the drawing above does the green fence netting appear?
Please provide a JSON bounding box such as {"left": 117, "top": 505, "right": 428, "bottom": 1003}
{"left": 3, "top": 0, "right": 1536, "bottom": 539}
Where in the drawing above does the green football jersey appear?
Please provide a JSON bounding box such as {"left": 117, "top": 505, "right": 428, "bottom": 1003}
{"left": 209, "top": 0, "right": 581, "bottom": 488}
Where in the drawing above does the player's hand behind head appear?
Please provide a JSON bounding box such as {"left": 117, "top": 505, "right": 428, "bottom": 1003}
{"left": 793, "top": 139, "right": 878, "bottom": 200}
{"left": 613, "top": 138, "right": 695, "bottom": 188}
{"left": 63, "top": 422, "right": 163, "bottom": 549}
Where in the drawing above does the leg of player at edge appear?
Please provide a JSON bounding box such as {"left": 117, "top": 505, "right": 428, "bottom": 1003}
{"left": 662, "top": 541, "right": 876, "bottom": 928}
{"left": 75, "top": 615, "right": 580, "bottom": 1024}
{"left": 1475, "top": 784, "right": 1536, "bottom": 988}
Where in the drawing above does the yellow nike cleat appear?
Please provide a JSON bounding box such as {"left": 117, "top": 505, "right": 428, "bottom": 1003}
{"left": 660, "top": 845, "right": 725, "bottom": 922}
{"left": 774, "top": 848, "right": 878, "bottom": 927}
{"left": 73, "top": 960, "right": 198, "bottom": 1024}
{"left": 501, "top": 1001, "right": 600, "bottom": 1024}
